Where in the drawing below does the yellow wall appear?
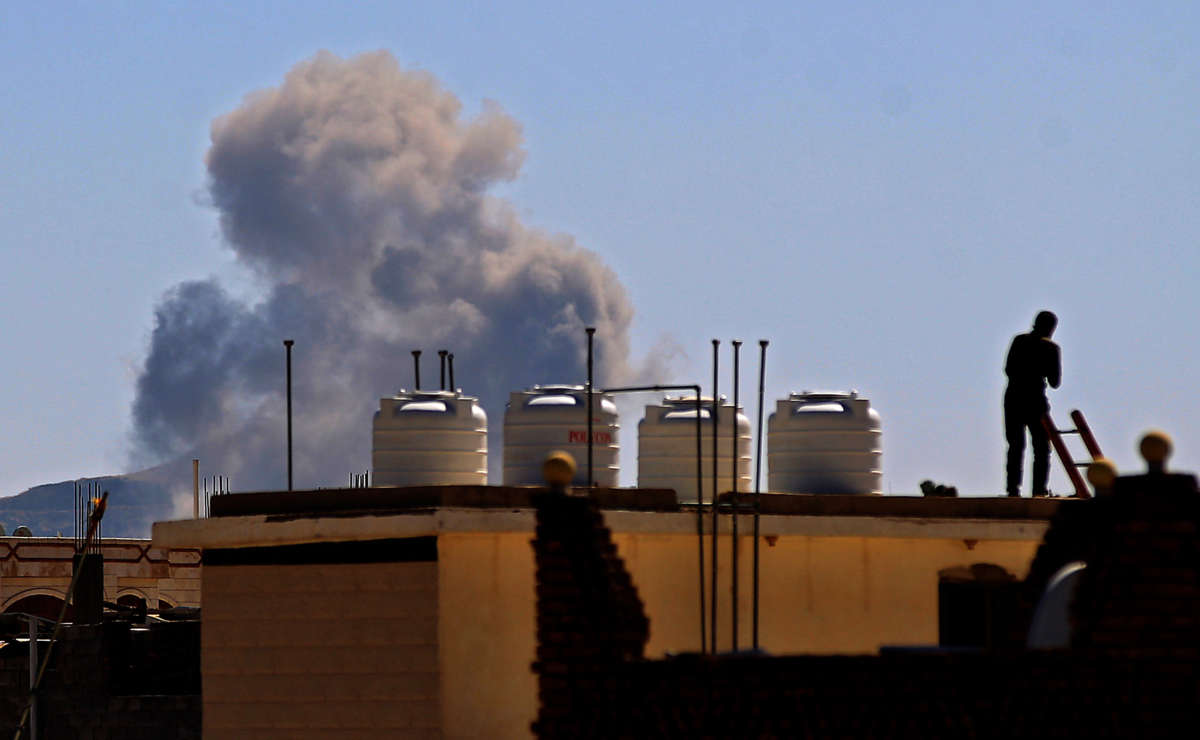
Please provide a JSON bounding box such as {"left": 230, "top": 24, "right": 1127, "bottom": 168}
{"left": 203, "top": 561, "right": 440, "bottom": 739}
{"left": 614, "top": 533, "right": 1037, "bottom": 655}
{"left": 438, "top": 534, "right": 537, "bottom": 740}
{"left": 436, "top": 530, "right": 1040, "bottom": 739}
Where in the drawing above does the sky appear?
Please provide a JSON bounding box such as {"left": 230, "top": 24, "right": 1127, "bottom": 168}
{"left": 2, "top": 1, "right": 1198, "bottom": 497}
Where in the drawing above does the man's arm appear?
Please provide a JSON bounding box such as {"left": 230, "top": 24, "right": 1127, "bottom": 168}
{"left": 1004, "top": 337, "right": 1018, "bottom": 379}
{"left": 1046, "top": 341, "right": 1061, "bottom": 389}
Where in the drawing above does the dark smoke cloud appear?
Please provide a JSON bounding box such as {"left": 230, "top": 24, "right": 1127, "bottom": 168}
{"left": 132, "top": 51, "right": 636, "bottom": 489}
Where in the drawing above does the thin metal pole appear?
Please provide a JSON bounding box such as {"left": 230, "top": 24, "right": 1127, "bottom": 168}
{"left": 710, "top": 339, "right": 720, "bottom": 652}
{"left": 192, "top": 459, "right": 199, "bottom": 519}
{"left": 27, "top": 616, "right": 36, "bottom": 740}
{"left": 730, "top": 339, "right": 741, "bottom": 651}
{"left": 284, "top": 340, "right": 294, "bottom": 492}
{"left": 448, "top": 353, "right": 455, "bottom": 391}
{"left": 412, "top": 349, "right": 421, "bottom": 390}
{"left": 694, "top": 392, "right": 706, "bottom": 654}
{"left": 753, "top": 339, "right": 768, "bottom": 649}
{"left": 586, "top": 327, "right": 596, "bottom": 488}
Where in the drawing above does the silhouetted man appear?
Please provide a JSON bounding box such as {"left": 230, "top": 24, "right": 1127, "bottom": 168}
{"left": 1005, "top": 311, "right": 1061, "bottom": 497}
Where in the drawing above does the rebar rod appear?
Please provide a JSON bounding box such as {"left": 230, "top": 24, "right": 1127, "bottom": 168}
{"left": 11, "top": 492, "right": 108, "bottom": 740}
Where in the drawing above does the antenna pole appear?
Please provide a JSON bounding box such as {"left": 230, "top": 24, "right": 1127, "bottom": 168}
{"left": 284, "top": 340, "right": 294, "bottom": 492}
{"left": 586, "top": 327, "right": 596, "bottom": 488}
{"left": 192, "top": 459, "right": 199, "bottom": 519}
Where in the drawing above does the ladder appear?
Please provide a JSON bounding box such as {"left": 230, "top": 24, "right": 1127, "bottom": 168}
{"left": 1041, "top": 409, "right": 1103, "bottom": 498}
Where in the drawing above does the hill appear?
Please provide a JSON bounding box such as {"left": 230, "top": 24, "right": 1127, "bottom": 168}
{"left": 0, "top": 474, "right": 179, "bottom": 539}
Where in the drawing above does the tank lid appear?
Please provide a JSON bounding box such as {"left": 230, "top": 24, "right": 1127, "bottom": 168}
{"left": 389, "top": 389, "right": 478, "bottom": 402}
{"left": 663, "top": 395, "right": 726, "bottom": 406}
{"left": 789, "top": 390, "right": 859, "bottom": 401}
{"left": 530, "top": 384, "right": 584, "bottom": 392}
{"left": 397, "top": 400, "right": 449, "bottom": 413}
{"left": 527, "top": 395, "right": 580, "bottom": 407}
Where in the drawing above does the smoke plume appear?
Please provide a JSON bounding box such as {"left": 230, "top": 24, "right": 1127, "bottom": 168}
{"left": 132, "top": 51, "right": 636, "bottom": 489}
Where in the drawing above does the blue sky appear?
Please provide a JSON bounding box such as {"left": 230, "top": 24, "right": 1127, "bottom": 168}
{"left": 3, "top": 2, "right": 1198, "bottom": 495}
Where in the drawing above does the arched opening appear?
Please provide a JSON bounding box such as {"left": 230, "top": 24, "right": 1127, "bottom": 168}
{"left": 938, "top": 563, "right": 1022, "bottom": 649}
{"left": 4, "top": 593, "right": 71, "bottom": 622}
{"left": 117, "top": 593, "right": 148, "bottom": 612}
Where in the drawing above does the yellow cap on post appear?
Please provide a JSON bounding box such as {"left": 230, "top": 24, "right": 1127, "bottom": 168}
{"left": 1139, "top": 430, "right": 1172, "bottom": 472}
{"left": 543, "top": 451, "right": 577, "bottom": 487}
{"left": 1086, "top": 458, "right": 1118, "bottom": 493}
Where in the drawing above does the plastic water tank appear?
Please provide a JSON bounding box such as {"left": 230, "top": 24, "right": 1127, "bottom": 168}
{"left": 372, "top": 390, "right": 488, "bottom": 486}
{"left": 638, "top": 396, "right": 752, "bottom": 503}
{"left": 768, "top": 391, "right": 882, "bottom": 494}
{"left": 503, "top": 385, "right": 619, "bottom": 487}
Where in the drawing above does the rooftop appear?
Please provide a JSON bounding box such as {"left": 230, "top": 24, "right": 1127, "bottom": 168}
{"left": 153, "top": 486, "right": 1065, "bottom": 550}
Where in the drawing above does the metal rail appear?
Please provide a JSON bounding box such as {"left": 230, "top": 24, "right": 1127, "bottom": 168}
{"left": 583, "top": 328, "right": 771, "bottom": 654}
{"left": 598, "top": 382, "right": 707, "bottom": 653}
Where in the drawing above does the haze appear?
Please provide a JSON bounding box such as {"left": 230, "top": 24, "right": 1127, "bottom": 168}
{"left": 2, "top": 2, "right": 1197, "bottom": 496}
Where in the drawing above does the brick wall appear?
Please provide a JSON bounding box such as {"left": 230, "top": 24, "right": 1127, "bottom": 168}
{"left": 202, "top": 540, "right": 439, "bottom": 739}
{"left": 531, "top": 491, "right": 648, "bottom": 738}
{"left": 531, "top": 473, "right": 1200, "bottom": 739}
{"left": 0, "top": 622, "right": 200, "bottom": 739}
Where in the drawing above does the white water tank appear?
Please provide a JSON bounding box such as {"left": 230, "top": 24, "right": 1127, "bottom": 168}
{"left": 372, "top": 390, "right": 488, "bottom": 486}
{"left": 768, "top": 391, "right": 881, "bottom": 494}
{"left": 503, "top": 385, "right": 619, "bottom": 487}
{"left": 638, "top": 396, "right": 752, "bottom": 503}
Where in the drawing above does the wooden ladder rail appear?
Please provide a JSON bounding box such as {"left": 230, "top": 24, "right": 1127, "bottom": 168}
{"left": 1041, "top": 409, "right": 1102, "bottom": 499}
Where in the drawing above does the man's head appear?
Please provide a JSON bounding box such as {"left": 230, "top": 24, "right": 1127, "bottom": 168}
{"left": 1033, "top": 310, "right": 1058, "bottom": 338}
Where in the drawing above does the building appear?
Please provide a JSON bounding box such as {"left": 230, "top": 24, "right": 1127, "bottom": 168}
{"left": 529, "top": 440, "right": 1200, "bottom": 738}
{"left": 0, "top": 536, "right": 200, "bottom": 619}
{"left": 153, "top": 486, "right": 1063, "bottom": 738}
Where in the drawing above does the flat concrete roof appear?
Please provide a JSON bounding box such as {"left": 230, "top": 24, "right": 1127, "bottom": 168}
{"left": 205, "top": 485, "right": 1069, "bottom": 520}
{"left": 152, "top": 486, "right": 1066, "bottom": 550}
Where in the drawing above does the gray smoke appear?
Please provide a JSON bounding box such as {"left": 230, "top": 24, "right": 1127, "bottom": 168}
{"left": 131, "top": 51, "right": 636, "bottom": 489}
